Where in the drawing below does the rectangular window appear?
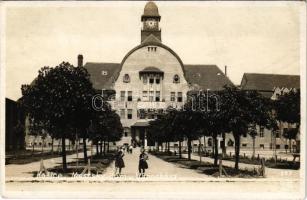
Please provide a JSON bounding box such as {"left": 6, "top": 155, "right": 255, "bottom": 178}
{"left": 128, "top": 91, "right": 132, "bottom": 101}
{"left": 259, "top": 126, "right": 264, "bottom": 137}
{"left": 177, "top": 92, "right": 182, "bottom": 102}
{"left": 242, "top": 143, "right": 247, "bottom": 147}
{"left": 260, "top": 144, "right": 264, "bottom": 149}
{"left": 120, "top": 109, "right": 125, "bottom": 119}
{"left": 149, "top": 78, "right": 154, "bottom": 84}
{"left": 171, "top": 92, "right": 175, "bottom": 102}
{"left": 120, "top": 91, "right": 125, "bottom": 101}
{"left": 149, "top": 91, "right": 154, "bottom": 102}
{"left": 156, "top": 78, "right": 160, "bottom": 84}
{"left": 276, "top": 144, "right": 280, "bottom": 149}
{"left": 127, "top": 109, "right": 132, "bottom": 119}
{"left": 142, "top": 91, "right": 148, "bottom": 101}
{"left": 155, "top": 91, "right": 160, "bottom": 102}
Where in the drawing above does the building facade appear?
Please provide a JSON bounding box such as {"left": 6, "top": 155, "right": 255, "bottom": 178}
{"left": 84, "top": 2, "right": 233, "bottom": 147}
{"left": 81, "top": 2, "right": 300, "bottom": 151}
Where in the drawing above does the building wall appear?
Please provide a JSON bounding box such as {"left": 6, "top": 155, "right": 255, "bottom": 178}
{"left": 5, "top": 98, "right": 25, "bottom": 151}
{"left": 113, "top": 45, "right": 189, "bottom": 130}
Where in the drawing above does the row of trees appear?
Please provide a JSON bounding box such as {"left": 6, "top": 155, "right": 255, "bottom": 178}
{"left": 21, "top": 62, "right": 123, "bottom": 171}
{"left": 148, "top": 86, "right": 300, "bottom": 170}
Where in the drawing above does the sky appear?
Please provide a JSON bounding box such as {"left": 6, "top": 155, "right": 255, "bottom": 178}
{"left": 3, "top": 1, "right": 304, "bottom": 101}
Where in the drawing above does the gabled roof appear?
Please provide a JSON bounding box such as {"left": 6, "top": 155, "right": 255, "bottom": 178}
{"left": 184, "top": 65, "right": 234, "bottom": 91}
{"left": 142, "top": 34, "right": 161, "bottom": 44}
{"left": 84, "top": 62, "right": 233, "bottom": 91}
{"left": 84, "top": 62, "right": 121, "bottom": 90}
{"left": 241, "top": 73, "right": 300, "bottom": 91}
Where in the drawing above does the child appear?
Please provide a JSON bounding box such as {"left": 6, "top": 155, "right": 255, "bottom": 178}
{"left": 138, "top": 148, "right": 148, "bottom": 177}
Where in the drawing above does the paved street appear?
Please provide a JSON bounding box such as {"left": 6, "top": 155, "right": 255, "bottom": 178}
{"left": 103, "top": 147, "right": 209, "bottom": 179}
{"left": 4, "top": 148, "right": 303, "bottom": 198}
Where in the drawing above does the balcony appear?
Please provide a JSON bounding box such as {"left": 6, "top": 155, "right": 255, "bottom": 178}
{"left": 137, "top": 101, "right": 167, "bottom": 109}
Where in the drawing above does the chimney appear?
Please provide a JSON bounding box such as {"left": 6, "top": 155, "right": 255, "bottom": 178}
{"left": 224, "top": 65, "right": 227, "bottom": 77}
{"left": 78, "top": 54, "right": 83, "bottom": 67}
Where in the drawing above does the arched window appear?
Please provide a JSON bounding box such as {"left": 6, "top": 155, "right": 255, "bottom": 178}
{"left": 123, "top": 74, "right": 130, "bottom": 83}
{"left": 173, "top": 74, "right": 180, "bottom": 83}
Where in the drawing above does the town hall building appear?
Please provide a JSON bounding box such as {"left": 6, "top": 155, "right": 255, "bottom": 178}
{"left": 82, "top": 1, "right": 233, "bottom": 147}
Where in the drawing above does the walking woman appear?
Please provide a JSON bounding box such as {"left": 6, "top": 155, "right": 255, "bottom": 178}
{"left": 138, "top": 148, "right": 148, "bottom": 177}
{"left": 114, "top": 147, "right": 125, "bottom": 177}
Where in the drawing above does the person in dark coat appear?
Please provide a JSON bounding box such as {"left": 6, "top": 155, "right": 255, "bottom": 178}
{"left": 114, "top": 147, "right": 125, "bottom": 177}
{"left": 138, "top": 148, "right": 148, "bottom": 177}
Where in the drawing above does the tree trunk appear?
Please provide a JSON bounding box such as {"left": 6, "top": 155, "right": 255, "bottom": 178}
{"left": 222, "top": 132, "right": 226, "bottom": 157}
{"left": 234, "top": 134, "right": 240, "bottom": 171}
{"left": 289, "top": 139, "right": 292, "bottom": 153}
{"left": 178, "top": 140, "right": 182, "bottom": 158}
{"left": 203, "top": 136, "right": 206, "bottom": 153}
{"left": 96, "top": 142, "right": 99, "bottom": 155}
{"left": 61, "top": 136, "right": 67, "bottom": 171}
{"left": 32, "top": 137, "right": 36, "bottom": 155}
{"left": 252, "top": 137, "right": 255, "bottom": 159}
{"left": 41, "top": 140, "right": 44, "bottom": 153}
{"left": 187, "top": 138, "right": 192, "bottom": 160}
{"left": 99, "top": 140, "right": 103, "bottom": 155}
{"left": 107, "top": 140, "right": 110, "bottom": 153}
{"left": 211, "top": 138, "right": 214, "bottom": 158}
{"left": 51, "top": 137, "right": 54, "bottom": 155}
{"left": 83, "top": 137, "right": 88, "bottom": 163}
{"left": 103, "top": 140, "right": 106, "bottom": 155}
{"left": 213, "top": 134, "right": 218, "bottom": 166}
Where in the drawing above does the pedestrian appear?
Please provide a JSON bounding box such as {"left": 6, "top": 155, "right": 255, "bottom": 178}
{"left": 129, "top": 145, "right": 133, "bottom": 154}
{"left": 138, "top": 148, "right": 148, "bottom": 177}
{"left": 114, "top": 147, "right": 125, "bottom": 177}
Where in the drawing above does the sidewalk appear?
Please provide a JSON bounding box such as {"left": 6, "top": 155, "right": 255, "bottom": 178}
{"left": 5, "top": 151, "right": 91, "bottom": 178}
{"left": 181, "top": 153, "right": 300, "bottom": 180}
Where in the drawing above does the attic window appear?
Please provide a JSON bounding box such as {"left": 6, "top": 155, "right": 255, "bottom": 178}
{"left": 147, "top": 46, "right": 157, "bottom": 52}
{"left": 217, "top": 72, "right": 221, "bottom": 76}
{"left": 173, "top": 74, "right": 180, "bottom": 83}
{"left": 123, "top": 74, "right": 130, "bottom": 83}
{"left": 101, "top": 70, "right": 108, "bottom": 76}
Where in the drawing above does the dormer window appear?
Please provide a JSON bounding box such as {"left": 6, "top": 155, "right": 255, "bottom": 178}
{"left": 101, "top": 70, "right": 108, "bottom": 75}
{"left": 123, "top": 74, "right": 130, "bottom": 83}
{"left": 173, "top": 74, "right": 180, "bottom": 83}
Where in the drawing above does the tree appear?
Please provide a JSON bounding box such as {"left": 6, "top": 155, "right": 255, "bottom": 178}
{"left": 148, "top": 109, "right": 177, "bottom": 152}
{"left": 21, "top": 62, "right": 95, "bottom": 171}
{"left": 220, "top": 86, "right": 274, "bottom": 170}
{"left": 89, "top": 104, "right": 123, "bottom": 155}
{"left": 185, "top": 91, "right": 226, "bottom": 165}
{"left": 274, "top": 90, "right": 300, "bottom": 152}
